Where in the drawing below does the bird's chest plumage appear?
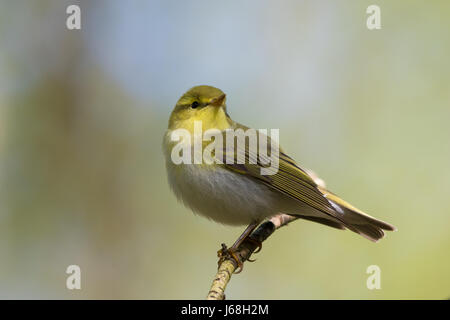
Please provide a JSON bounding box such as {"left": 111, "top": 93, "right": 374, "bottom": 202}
{"left": 164, "top": 148, "right": 279, "bottom": 225}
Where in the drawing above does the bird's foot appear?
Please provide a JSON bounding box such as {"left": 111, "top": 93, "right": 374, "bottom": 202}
{"left": 217, "top": 243, "right": 244, "bottom": 274}
{"left": 247, "top": 237, "right": 263, "bottom": 254}
{"left": 243, "top": 237, "right": 262, "bottom": 262}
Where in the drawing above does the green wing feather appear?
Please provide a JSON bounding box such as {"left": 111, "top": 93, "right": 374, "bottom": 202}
{"left": 215, "top": 123, "right": 338, "bottom": 218}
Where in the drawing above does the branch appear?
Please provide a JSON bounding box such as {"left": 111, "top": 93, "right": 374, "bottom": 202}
{"left": 206, "top": 214, "right": 298, "bottom": 300}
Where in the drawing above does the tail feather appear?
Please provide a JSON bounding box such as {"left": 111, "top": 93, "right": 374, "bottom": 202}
{"left": 342, "top": 217, "right": 387, "bottom": 242}
{"left": 319, "top": 187, "right": 397, "bottom": 242}
{"left": 296, "top": 215, "right": 346, "bottom": 230}
{"left": 304, "top": 169, "right": 396, "bottom": 242}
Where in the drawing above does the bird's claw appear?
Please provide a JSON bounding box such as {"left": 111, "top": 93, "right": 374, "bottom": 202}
{"left": 217, "top": 243, "right": 244, "bottom": 274}
{"left": 217, "top": 236, "right": 263, "bottom": 270}
{"left": 247, "top": 237, "right": 263, "bottom": 254}
{"left": 242, "top": 237, "right": 261, "bottom": 262}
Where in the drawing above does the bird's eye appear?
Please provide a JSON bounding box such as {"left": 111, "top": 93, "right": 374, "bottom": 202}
{"left": 191, "top": 101, "right": 200, "bottom": 109}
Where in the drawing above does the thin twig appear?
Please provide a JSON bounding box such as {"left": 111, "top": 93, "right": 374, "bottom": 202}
{"left": 206, "top": 214, "right": 298, "bottom": 300}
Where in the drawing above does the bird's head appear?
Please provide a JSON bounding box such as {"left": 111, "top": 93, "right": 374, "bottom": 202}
{"left": 168, "top": 85, "right": 231, "bottom": 132}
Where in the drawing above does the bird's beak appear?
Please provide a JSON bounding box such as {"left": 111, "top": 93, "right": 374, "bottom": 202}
{"left": 208, "top": 94, "right": 226, "bottom": 107}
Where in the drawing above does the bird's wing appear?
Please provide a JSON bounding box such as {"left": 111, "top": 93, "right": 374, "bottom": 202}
{"left": 215, "top": 127, "right": 338, "bottom": 218}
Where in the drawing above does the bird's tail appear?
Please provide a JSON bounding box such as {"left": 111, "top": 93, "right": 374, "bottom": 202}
{"left": 319, "top": 187, "right": 397, "bottom": 242}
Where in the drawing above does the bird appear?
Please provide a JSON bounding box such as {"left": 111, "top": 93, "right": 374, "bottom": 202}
{"left": 163, "top": 85, "right": 396, "bottom": 272}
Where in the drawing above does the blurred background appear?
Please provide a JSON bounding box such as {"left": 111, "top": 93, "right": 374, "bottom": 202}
{"left": 0, "top": 0, "right": 449, "bottom": 299}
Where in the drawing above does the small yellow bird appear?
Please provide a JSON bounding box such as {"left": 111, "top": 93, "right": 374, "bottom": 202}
{"left": 163, "top": 85, "right": 396, "bottom": 270}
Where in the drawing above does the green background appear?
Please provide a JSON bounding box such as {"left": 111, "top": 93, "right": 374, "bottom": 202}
{"left": 0, "top": 0, "right": 449, "bottom": 299}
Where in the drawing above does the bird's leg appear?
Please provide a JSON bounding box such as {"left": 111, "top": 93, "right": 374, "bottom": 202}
{"left": 217, "top": 222, "right": 261, "bottom": 273}
{"left": 229, "top": 223, "right": 258, "bottom": 250}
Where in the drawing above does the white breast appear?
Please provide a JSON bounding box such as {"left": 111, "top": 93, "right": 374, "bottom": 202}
{"left": 163, "top": 132, "right": 280, "bottom": 225}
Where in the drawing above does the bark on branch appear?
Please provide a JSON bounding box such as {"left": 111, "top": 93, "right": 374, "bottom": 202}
{"left": 206, "top": 214, "right": 298, "bottom": 300}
